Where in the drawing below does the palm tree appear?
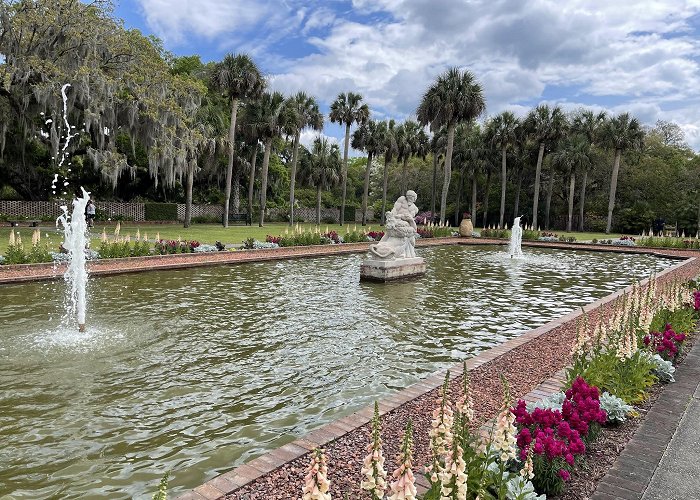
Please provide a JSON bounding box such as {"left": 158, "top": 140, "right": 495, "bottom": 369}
{"left": 329, "top": 92, "right": 370, "bottom": 225}
{"left": 552, "top": 135, "right": 592, "bottom": 231}
{"left": 453, "top": 123, "right": 484, "bottom": 223}
{"left": 417, "top": 67, "right": 486, "bottom": 224}
{"left": 510, "top": 125, "right": 531, "bottom": 221}
{"left": 352, "top": 120, "right": 388, "bottom": 225}
{"left": 381, "top": 119, "right": 398, "bottom": 225}
{"left": 283, "top": 92, "right": 323, "bottom": 225}
{"left": 485, "top": 111, "right": 519, "bottom": 228}
{"left": 572, "top": 109, "right": 606, "bottom": 230}
{"left": 394, "top": 120, "right": 421, "bottom": 193}
{"left": 303, "top": 137, "right": 342, "bottom": 224}
{"left": 238, "top": 107, "right": 261, "bottom": 223}
{"left": 429, "top": 128, "right": 447, "bottom": 216}
{"left": 600, "top": 112, "right": 644, "bottom": 233}
{"left": 248, "top": 91, "right": 286, "bottom": 227}
{"left": 524, "top": 104, "right": 567, "bottom": 229}
{"left": 212, "top": 53, "right": 265, "bottom": 227}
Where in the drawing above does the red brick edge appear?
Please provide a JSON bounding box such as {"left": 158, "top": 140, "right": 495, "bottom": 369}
{"left": 175, "top": 254, "right": 700, "bottom": 500}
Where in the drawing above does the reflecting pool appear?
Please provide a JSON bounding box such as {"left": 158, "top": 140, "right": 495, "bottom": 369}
{"left": 0, "top": 245, "right": 675, "bottom": 497}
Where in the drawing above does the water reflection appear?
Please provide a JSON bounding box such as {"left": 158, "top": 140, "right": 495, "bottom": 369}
{"left": 0, "top": 245, "right": 675, "bottom": 498}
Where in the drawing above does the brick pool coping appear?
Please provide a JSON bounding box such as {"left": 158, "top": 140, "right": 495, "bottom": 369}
{"left": 0, "top": 237, "right": 696, "bottom": 285}
{"left": 173, "top": 248, "right": 700, "bottom": 499}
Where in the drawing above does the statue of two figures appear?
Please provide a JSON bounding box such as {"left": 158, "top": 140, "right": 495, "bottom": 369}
{"left": 369, "top": 190, "right": 419, "bottom": 260}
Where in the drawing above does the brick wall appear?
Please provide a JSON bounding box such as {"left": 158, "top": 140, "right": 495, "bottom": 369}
{"left": 267, "top": 207, "right": 376, "bottom": 224}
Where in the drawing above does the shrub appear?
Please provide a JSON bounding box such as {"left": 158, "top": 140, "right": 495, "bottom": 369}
{"left": 599, "top": 392, "right": 632, "bottom": 424}
{"left": 3, "top": 243, "right": 27, "bottom": 264}
{"left": 144, "top": 203, "right": 178, "bottom": 221}
{"left": 512, "top": 377, "right": 607, "bottom": 496}
{"left": 154, "top": 239, "right": 199, "bottom": 254}
{"left": 640, "top": 352, "right": 676, "bottom": 383}
{"left": 567, "top": 349, "right": 656, "bottom": 404}
{"left": 643, "top": 324, "right": 686, "bottom": 362}
{"left": 522, "top": 229, "right": 539, "bottom": 240}
{"left": 481, "top": 228, "right": 509, "bottom": 239}
{"left": 191, "top": 214, "right": 222, "bottom": 224}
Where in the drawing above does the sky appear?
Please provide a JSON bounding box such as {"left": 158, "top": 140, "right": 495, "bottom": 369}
{"left": 113, "top": 0, "right": 700, "bottom": 150}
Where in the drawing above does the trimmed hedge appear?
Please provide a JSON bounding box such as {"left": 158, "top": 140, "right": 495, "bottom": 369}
{"left": 144, "top": 203, "right": 178, "bottom": 221}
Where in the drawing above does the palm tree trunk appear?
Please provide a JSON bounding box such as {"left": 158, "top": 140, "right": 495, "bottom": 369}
{"left": 223, "top": 98, "right": 239, "bottom": 227}
{"left": 440, "top": 123, "right": 456, "bottom": 223}
{"left": 499, "top": 146, "right": 507, "bottom": 228}
{"left": 233, "top": 158, "right": 241, "bottom": 213}
{"left": 340, "top": 122, "right": 351, "bottom": 226}
{"left": 289, "top": 131, "right": 301, "bottom": 226}
{"left": 454, "top": 169, "right": 463, "bottom": 226}
{"left": 567, "top": 170, "right": 575, "bottom": 232}
{"left": 579, "top": 169, "right": 588, "bottom": 231}
{"left": 482, "top": 170, "right": 491, "bottom": 228}
{"left": 247, "top": 142, "right": 258, "bottom": 222}
{"left": 431, "top": 153, "right": 438, "bottom": 216}
{"left": 317, "top": 185, "right": 322, "bottom": 225}
{"left": 362, "top": 151, "right": 373, "bottom": 225}
{"left": 513, "top": 171, "right": 522, "bottom": 221}
{"left": 402, "top": 156, "right": 409, "bottom": 193}
{"left": 259, "top": 138, "right": 272, "bottom": 227}
{"left": 532, "top": 141, "right": 545, "bottom": 228}
{"left": 545, "top": 170, "right": 555, "bottom": 230}
{"left": 606, "top": 149, "right": 622, "bottom": 233}
{"left": 0, "top": 123, "right": 6, "bottom": 159}
{"left": 381, "top": 153, "right": 390, "bottom": 225}
{"left": 471, "top": 172, "right": 477, "bottom": 222}
{"left": 184, "top": 167, "right": 193, "bottom": 228}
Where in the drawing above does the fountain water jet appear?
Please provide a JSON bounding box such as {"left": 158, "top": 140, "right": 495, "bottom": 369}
{"left": 509, "top": 216, "right": 524, "bottom": 259}
{"left": 52, "top": 83, "right": 89, "bottom": 332}
{"left": 57, "top": 188, "right": 90, "bottom": 332}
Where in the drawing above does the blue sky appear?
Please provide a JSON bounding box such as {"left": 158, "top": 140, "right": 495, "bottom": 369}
{"left": 114, "top": 0, "right": 700, "bottom": 150}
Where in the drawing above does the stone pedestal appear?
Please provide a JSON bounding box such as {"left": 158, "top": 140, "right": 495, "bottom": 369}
{"left": 360, "top": 257, "right": 426, "bottom": 282}
{"left": 459, "top": 219, "right": 474, "bottom": 237}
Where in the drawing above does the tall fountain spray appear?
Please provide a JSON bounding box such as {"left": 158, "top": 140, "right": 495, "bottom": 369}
{"left": 57, "top": 189, "right": 90, "bottom": 331}
{"left": 509, "top": 216, "right": 524, "bottom": 259}
{"left": 52, "top": 83, "right": 89, "bottom": 332}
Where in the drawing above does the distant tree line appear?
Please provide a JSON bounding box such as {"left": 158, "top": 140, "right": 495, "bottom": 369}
{"left": 1, "top": 0, "right": 698, "bottom": 233}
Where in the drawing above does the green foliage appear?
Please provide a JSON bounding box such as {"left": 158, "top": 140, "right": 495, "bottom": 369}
{"left": 98, "top": 240, "right": 152, "bottom": 258}
{"left": 27, "top": 243, "right": 53, "bottom": 263}
{"left": 191, "top": 214, "right": 222, "bottom": 224}
{"left": 144, "top": 203, "right": 179, "bottom": 221}
{"left": 522, "top": 229, "right": 539, "bottom": 240}
{"left": 152, "top": 471, "right": 169, "bottom": 500}
{"left": 3, "top": 243, "right": 28, "bottom": 264}
{"left": 481, "top": 228, "right": 510, "bottom": 238}
{"left": 650, "top": 307, "right": 697, "bottom": 334}
{"left": 637, "top": 236, "right": 699, "bottom": 249}
{"left": 599, "top": 392, "right": 633, "bottom": 423}
{"left": 567, "top": 348, "right": 656, "bottom": 404}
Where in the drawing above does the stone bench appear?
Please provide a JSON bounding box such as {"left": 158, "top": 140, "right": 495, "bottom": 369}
{"left": 224, "top": 213, "right": 252, "bottom": 225}
{"left": 7, "top": 220, "right": 42, "bottom": 227}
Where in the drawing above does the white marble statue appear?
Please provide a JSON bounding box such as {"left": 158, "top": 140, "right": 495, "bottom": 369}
{"left": 369, "top": 190, "right": 419, "bottom": 260}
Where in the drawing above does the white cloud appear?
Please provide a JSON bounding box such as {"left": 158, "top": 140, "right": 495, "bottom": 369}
{"left": 136, "top": 0, "right": 273, "bottom": 42}
{"left": 138, "top": 0, "right": 700, "bottom": 149}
